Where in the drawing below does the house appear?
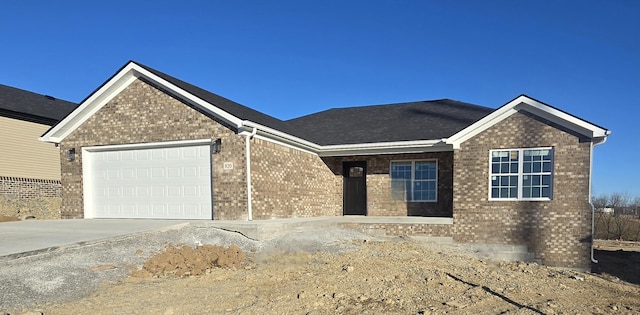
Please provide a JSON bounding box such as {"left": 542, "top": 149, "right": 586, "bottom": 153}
{"left": 0, "top": 84, "right": 77, "bottom": 219}
{"left": 40, "top": 61, "right": 610, "bottom": 270}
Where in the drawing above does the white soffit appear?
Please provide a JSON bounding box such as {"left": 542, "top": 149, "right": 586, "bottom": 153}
{"left": 446, "top": 95, "right": 610, "bottom": 149}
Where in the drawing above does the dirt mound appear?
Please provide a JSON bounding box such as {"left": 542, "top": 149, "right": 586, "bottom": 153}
{"left": 132, "top": 244, "right": 247, "bottom": 278}
{"left": 42, "top": 239, "right": 640, "bottom": 314}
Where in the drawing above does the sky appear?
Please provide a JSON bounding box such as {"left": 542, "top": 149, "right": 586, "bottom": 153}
{"left": 1, "top": 1, "right": 638, "bottom": 197}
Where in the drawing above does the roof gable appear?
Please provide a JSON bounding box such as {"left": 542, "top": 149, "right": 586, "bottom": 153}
{"left": 40, "top": 61, "right": 294, "bottom": 143}
{"left": 0, "top": 84, "right": 78, "bottom": 125}
{"left": 446, "top": 94, "right": 611, "bottom": 148}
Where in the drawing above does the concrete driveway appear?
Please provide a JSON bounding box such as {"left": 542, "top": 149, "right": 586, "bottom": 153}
{"left": 0, "top": 219, "right": 198, "bottom": 258}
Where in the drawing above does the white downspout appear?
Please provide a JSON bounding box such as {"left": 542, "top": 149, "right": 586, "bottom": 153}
{"left": 245, "top": 127, "right": 257, "bottom": 221}
{"left": 589, "top": 135, "right": 608, "bottom": 264}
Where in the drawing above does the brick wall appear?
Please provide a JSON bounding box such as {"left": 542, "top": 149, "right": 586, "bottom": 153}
{"left": 0, "top": 176, "right": 61, "bottom": 219}
{"left": 59, "top": 79, "right": 248, "bottom": 220}
{"left": 0, "top": 176, "right": 61, "bottom": 198}
{"left": 322, "top": 152, "right": 453, "bottom": 217}
{"left": 250, "top": 138, "right": 342, "bottom": 219}
{"left": 339, "top": 222, "right": 452, "bottom": 237}
{"left": 452, "top": 110, "right": 592, "bottom": 270}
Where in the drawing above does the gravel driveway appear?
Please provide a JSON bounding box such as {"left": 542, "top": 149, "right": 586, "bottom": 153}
{"left": 0, "top": 223, "right": 373, "bottom": 313}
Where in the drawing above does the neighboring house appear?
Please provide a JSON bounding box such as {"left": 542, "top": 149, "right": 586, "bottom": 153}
{"left": 0, "top": 84, "right": 77, "bottom": 219}
{"left": 40, "top": 61, "right": 610, "bottom": 270}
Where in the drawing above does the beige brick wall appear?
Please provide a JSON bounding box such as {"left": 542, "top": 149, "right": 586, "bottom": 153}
{"left": 59, "top": 79, "right": 248, "bottom": 220}
{"left": 250, "top": 138, "right": 342, "bottom": 219}
{"left": 322, "top": 152, "right": 454, "bottom": 217}
{"left": 452, "top": 110, "right": 592, "bottom": 269}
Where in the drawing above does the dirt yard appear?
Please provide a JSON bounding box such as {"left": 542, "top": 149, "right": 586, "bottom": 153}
{"left": 26, "top": 237, "right": 640, "bottom": 314}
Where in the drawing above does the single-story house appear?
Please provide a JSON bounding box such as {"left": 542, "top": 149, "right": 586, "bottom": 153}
{"left": 0, "top": 84, "right": 77, "bottom": 219}
{"left": 40, "top": 61, "right": 610, "bottom": 270}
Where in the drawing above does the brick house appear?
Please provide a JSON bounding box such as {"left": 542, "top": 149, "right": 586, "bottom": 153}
{"left": 40, "top": 61, "right": 610, "bottom": 269}
{"left": 0, "top": 84, "right": 77, "bottom": 219}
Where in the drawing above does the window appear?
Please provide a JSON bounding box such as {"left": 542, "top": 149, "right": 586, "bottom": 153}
{"left": 490, "top": 148, "right": 553, "bottom": 200}
{"left": 390, "top": 160, "right": 437, "bottom": 202}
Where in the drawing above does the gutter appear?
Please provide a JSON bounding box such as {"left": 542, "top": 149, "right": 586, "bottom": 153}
{"left": 589, "top": 132, "right": 610, "bottom": 264}
{"left": 240, "top": 120, "right": 449, "bottom": 156}
{"left": 244, "top": 127, "right": 257, "bottom": 221}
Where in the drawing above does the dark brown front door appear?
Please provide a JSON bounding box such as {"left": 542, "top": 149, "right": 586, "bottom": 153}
{"left": 343, "top": 161, "right": 367, "bottom": 215}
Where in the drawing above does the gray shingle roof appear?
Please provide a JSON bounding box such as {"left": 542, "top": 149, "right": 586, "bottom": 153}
{"left": 132, "top": 61, "right": 495, "bottom": 145}
{"left": 133, "top": 61, "right": 296, "bottom": 134}
{"left": 286, "top": 100, "right": 494, "bottom": 145}
{"left": 0, "top": 84, "right": 78, "bottom": 125}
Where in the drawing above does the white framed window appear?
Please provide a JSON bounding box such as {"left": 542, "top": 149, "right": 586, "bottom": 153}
{"left": 390, "top": 160, "right": 437, "bottom": 202}
{"left": 489, "top": 147, "right": 553, "bottom": 200}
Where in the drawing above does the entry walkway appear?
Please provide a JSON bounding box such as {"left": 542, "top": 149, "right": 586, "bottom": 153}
{"left": 0, "top": 216, "right": 452, "bottom": 258}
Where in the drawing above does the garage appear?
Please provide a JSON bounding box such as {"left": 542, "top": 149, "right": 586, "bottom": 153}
{"left": 83, "top": 141, "right": 213, "bottom": 219}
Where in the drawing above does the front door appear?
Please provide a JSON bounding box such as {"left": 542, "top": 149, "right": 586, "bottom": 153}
{"left": 343, "top": 161, "right": 367, "bottom": 215}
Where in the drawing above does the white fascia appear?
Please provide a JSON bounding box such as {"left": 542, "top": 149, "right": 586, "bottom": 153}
{"left": 446, "top": 95, "right": 610, "bottom": 149}
{"left": 317, "top": 139, "right": 450, "bottom": 156}
{"left": 131, "top": 64, "right": 243, "bottom": 129}
{"left": 39, "top": 64, "right": 139, "bottom": 143}
{"left": 39, "top": 62, "right": 244, "bottom": 144}
{"left": 82, "top": 138, "right": 213, "bottom": 152}
{"left": 240, "top": 120, "right": 449, "bottom": 156}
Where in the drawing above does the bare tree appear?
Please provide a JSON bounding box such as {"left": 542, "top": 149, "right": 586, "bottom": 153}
{"left": 592, "top": 194, "right": 609, "bottom": 210}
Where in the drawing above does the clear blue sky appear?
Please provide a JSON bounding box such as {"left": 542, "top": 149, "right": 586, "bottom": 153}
{"left": 1, "top": 1, "right": 638, "bottom": 197}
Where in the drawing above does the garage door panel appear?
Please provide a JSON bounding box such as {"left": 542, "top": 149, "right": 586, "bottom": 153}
{"left": 86, "top": 144, "right": 213, "bottom": 219}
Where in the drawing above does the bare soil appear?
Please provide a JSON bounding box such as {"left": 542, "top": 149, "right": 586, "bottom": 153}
{"left": 0, "top": 215, "right": 20, "bottom": 222}
{"left": 35, "top": 238, "right": 640, "bottom": 314}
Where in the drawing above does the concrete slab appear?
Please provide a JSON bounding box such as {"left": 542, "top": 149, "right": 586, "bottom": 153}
{"left": 0, "top": 216, "right": 453, "bottom": 258}
{"left": 0, "top": 219, "right": 197, "bottom": 257}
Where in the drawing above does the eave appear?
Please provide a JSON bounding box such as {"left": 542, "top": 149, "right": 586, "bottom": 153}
{"left": 446, "top": 95, "right": 610, "bottom": 149}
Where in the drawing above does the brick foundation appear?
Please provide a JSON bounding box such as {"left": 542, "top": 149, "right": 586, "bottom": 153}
{"left": 0, "top": 176, "right": 61, "bottom": 219}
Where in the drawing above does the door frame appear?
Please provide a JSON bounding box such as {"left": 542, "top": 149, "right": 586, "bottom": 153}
{"left": 342, "top": 161, "right": 367, "bottom": 215}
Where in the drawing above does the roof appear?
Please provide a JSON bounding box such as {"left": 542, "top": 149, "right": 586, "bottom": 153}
{"left": 0, "top": 84, "right": 78, "bottom": 125}
{"left": 287, "top": 99, "right": 494, "bottom": 145}
{"left": 133, "top": 62, "right": 295, "bottom": 134}
{"left": 40, "top": 61, "right": 610, "bottom": 156}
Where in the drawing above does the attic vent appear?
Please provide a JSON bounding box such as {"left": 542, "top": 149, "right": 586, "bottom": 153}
{"left": 44, "top": 95, "right": 56, "bottom": 100}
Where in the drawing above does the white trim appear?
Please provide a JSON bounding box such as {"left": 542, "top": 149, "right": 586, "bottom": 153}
{"left": 40, "top": 67, "right": 138, "bottom": 143}
{"left": 488, "top": 147, "right": 554, "bottom": 201}
{"left": 132, "top": 65, "right": 243, "bottom": 129}
{"left": 81, "top": 139, "right": 213, "bottom": 219}
{"left": 319, "top": 140, "right": 450, "bottom": 156}
{"left": 82, "top": 138, "right": 213, "bottom": 152}
{"left": 390, "top": 159, "right": 438, "bottom": 202}
{"left": 82, "top": 146, "right": 95, "bottom": 219}
{"left": 82, "top": 141, "right": 213, "bottom": 219}
{"left": 447, "top": 95, "right": 610, "bottom": 149}
{"left": 40, "top": 64, "right": 609, "bottom": 159}
{"left": 245, "top": 128, "right": 256, "bottom": 221}
{"left": 40, "top": 62, "right": 243, "bottom": 144}
{"left": 251, "top": 134, "right": 318, "bottom": 155}
{"left": 242, "top": 120, "right": 451, "bottom": 156}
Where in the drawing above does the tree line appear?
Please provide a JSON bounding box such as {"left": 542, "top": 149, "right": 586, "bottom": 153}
{"left": 592, "top": 192, "right": 640, "bottom": 241}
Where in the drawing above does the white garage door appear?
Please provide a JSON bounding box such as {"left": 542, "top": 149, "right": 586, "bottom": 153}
{"left": 84, "top": 144, "right": 212, "bottom": 219}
